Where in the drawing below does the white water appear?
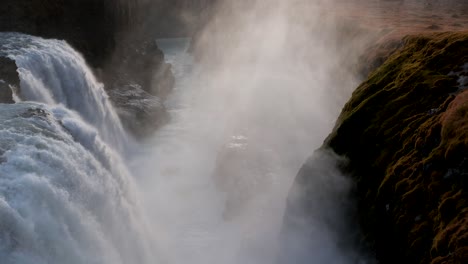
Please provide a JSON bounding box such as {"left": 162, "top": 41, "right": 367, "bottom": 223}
{"left": 0, "top": 34, "right": 155, "bottom": 264}
{"left": 0, "top": 33, "right": 126, "bottom": 149}
{"left": 0, "top": 102, "right": 156, "bottom": 264}
{"left": 0, "top": 10, "right": 371, "bottom": 264}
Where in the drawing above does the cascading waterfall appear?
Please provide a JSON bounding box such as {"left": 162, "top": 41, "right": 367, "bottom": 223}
{"left": 0, "top": 33, "right": 126, "bottom": 149}
{"left": 0, "top": 34, "right": 156, "bottom": 264}
{"left": 0, "top": 4, "right": 372, "bottom": 263}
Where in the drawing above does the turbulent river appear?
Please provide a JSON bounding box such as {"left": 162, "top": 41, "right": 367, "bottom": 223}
{"left": 0, "top": 32, "right": 370, "bottom": 264}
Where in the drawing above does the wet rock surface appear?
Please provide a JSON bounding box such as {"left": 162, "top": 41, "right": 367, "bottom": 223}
{"left": 0, "top": 0, "right": 138, "bottom": 68}
{"left": 104, "top": 39, "right": 174, "bottom": 137}
{"left": 137, "top": 0, "right": 218, "bottom": 38}
{"left": 108, "top": 84, "right": 169, "bottom": 138}
{"left": 105, "top": 40, "right": 175, "bottom": 100}
{"left": 0, "top": 56, "right": 19, "bottom": 103}
{"left": 295, "top": 32, "right": 468, "bottom": 263}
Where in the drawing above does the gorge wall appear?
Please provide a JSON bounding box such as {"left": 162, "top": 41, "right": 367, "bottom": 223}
{"left": 291, "top": 31, "right": 468, "bottom": 264}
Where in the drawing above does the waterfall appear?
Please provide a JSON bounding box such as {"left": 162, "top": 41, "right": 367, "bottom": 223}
{"left": 0, "top": 4, "right": 373, "bottom": 261}
{"left": 0, "top": 33, "right": 126, "bottom": 149}
{"left": 0, "top": 34, "right": 156, "bottom": 264}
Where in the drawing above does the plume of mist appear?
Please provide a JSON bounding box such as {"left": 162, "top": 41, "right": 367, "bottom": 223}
{"left": 278, "top": 150, "right": 364, "bottom": 264}
{"left": 132, "top": 0, "right": 381, "bottom": 263}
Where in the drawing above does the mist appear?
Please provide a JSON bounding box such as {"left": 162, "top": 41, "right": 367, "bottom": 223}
{"left": 127, "top": 0, "right": 375, "bottom": 263}
{"left": 2, "top": 1, "right": 467, "bottom": 263}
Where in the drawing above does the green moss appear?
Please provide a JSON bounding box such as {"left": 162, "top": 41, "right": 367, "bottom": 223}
{"left": 324, "top": 31, "right": 468, "bottom": 263}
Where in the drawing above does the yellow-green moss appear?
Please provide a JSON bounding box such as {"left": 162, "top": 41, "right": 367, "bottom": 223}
{"left": 325, "top": 31, "right": 468, "bottom": 263}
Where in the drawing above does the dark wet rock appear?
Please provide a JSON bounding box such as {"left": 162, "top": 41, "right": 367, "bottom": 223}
{"left": 0, "top": 0, "right": 138, "bottom": 68}
{"left": 108, "top": 84, "right": 169, "bottom": 138}
{"left": 137, "top": 0, "right": 218, "bottom": 38}
{"left": 104, "top": 39, "right": 174, "bottom": 137}
{"left": 105, "top": 40, "right": 175, "bottom": 101}
{"left": 19, "top": 108, "right": 50, "bottom": 119}
{"left": 0, "top": 56, "right": 19, "bottom": 103}
{"left": 292, "top": 32, "right": 468, "bottom": 264}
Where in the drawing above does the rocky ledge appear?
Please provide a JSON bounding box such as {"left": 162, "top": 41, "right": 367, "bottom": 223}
{"left": 291, "top": 31, "right": 468, "bottom": 263}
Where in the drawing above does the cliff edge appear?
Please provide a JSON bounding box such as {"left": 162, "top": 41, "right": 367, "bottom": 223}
{"left": 292, "top": 31, "right": 468, "bottom": 263}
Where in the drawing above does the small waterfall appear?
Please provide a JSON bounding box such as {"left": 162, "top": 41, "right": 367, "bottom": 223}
{"left": 0, "top": 33, "right": 126, "bottom": 148}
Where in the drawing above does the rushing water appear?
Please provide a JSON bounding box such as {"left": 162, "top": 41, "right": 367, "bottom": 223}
{"left": 0, "top": 33, "right": 126, "bottom": 149}
{"left": 0, "top": 33, "right": 155, "bottom": 264}
{"left": 0, "top": 31, "right": 368, "bottom": 263}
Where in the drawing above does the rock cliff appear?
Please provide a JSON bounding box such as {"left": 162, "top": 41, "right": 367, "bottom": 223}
{"left": 292, "top": 31, "right": 468, "bottom": 263}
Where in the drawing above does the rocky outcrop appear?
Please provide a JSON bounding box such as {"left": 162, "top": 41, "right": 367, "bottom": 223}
{"left": 0, "top": 0, "right": 176, "bottom": 137}
{"left": 104, "top": 39, "right": 174, "bottom": 100}
{"left": 108, "top": 84, "right": 169, "bottom": 137}
{"left": 0, "top": 56, "right": 19, "bottom": 103}
{"left": 103, "top": 37, "right": 174, "bottom": 136}
{"left": 293, "top": 32, "right": 468, "bottom": 263}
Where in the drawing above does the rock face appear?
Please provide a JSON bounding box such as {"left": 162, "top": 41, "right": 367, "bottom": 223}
{"left": 0, "top": 56, "right": 19, "bottom": 103}
{"left": 137, "top": 0, "right": 218, "bottom": 37}
{"left": 293, "top": 32, "right": 468, "bottom": 263}
{"left": 103, "top": 37, "right": 174, "bottom": 136}
{"left": 104, "top": 39, "right": 174, "bottom": 100}
{"left": 0, "top": 0, "right": 138, "bottom": 67}
{"left": 108, "top": 84, "right": 169, "bottom": 137}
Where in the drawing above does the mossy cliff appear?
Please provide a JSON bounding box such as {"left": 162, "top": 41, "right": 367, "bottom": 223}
{"left": 294, "top": 31, "right": 468, "bottom": 263}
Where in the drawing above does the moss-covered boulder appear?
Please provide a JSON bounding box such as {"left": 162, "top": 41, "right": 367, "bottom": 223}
{"left": 294, "top": 31, "right": 468, "bottom": 263}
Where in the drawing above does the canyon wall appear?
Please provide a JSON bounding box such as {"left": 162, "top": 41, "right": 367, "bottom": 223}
{"left": 291, "top": 31, "right": 468, "bottom": 264}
